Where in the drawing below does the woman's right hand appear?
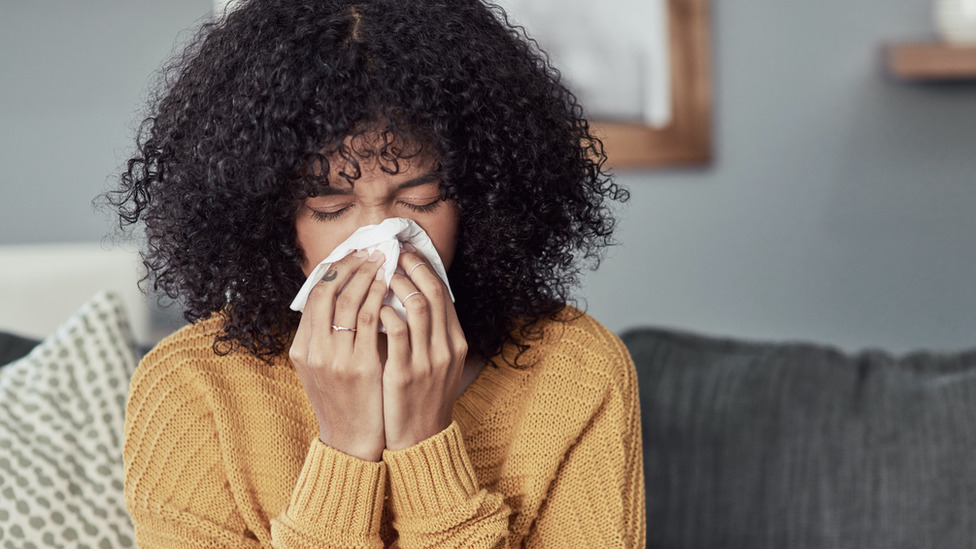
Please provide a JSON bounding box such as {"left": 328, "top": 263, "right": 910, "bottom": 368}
{"left": 289, "top": 249, "right": 389, "bottom": 462}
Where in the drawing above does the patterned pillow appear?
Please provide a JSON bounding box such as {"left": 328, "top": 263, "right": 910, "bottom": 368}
{"left": 0, "top": 290, "right": 138, "bottom": 547}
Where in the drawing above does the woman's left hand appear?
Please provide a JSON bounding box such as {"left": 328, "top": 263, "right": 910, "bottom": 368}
{"left": 379, "top": 250, "right": 468, "bottom": 450}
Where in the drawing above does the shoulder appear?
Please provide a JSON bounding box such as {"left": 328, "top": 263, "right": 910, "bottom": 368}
{"left": 127, "top": 314, "right": 285, "bottom": 418}
{"left": 520, "top": 306, "right": 634, "bottom": 385}
{"left": 122, "top": 315, "right": 272, "bottom": 530}
{"left": 129, "top": 314, "right": 221, "bottom": 395}
{"left": 480, "top": 308, "right": 640, "bottom": 462}
{"left": 141, "top": 314, "right": 226, "bottom": 365}
{"left": 501, "top": 306, "right": 637, "bottom": 409}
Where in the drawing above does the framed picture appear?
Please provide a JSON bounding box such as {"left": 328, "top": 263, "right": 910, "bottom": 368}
{"left": 493, "top": 0, "right": 713, "bottom": 168}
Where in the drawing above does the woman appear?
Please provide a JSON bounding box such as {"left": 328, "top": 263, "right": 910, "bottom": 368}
{"left": 112, "top": 0, "right": 643, "bottom": 546}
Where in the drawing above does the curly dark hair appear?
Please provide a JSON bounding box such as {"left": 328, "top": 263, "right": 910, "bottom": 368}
{"left": 108, "top": 0, "right": 627, "bottom": 363}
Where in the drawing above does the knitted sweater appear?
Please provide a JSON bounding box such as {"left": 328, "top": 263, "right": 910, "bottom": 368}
{"left": 123, "top": 309, "right": 645, "bottom": 547}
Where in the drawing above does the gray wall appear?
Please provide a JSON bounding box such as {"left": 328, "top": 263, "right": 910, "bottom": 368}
{"left": 3, "top": 1, "right": 975, "bottom": 353}
{"left": 0, "top": 0, "right": 210, "bottom": 244}
{"left": 583, "top": 0, "right": 976, "bottom": 353}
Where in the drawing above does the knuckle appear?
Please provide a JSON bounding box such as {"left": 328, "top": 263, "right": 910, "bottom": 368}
{"left": 308, "top": 281, "right": 332, "bottom": 300}
{"left": 331, "top": 365, "right": 356, "bottom": 382}
{"left": 306, "top": 357, "right": 331, "bottom": 374}
{"left": 386, "top": 322, "right": 408, "bottom": 338}
{"left": 430, "top": 349, "right": 452, "bottom": 368}
{"left": 334, "top": 252, "right": 360, "bottom": 266}
{"left": 334, "top": 293, "right": 357, "bottom": 313}
{"left": 385, "top": 368, "right": 412, "bottom": 388}
{"left": 406, "top": 297, "right": 429, "bottom": 315}
{"left": 323, "top": 354, "right": 353, "bottom": 375}
{"left": 428, "top": 283, "right": 447, "bottom": 301}
{"left": 357, "top": 310, "right": 376, "bottom": 326}
{"left": 288, "top": 346, "right": 306, "bottom": 365}
{"left": 370, "top": 279, "right": 388, "bottom": 295}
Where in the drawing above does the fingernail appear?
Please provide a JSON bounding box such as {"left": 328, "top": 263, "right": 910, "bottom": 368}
{"left": 368, "top": 250, "right": 384, "bottom": 262}
{"left": 375, "top": 266, "right": 385, "bottom": 280}
{"left": 353, "top": 249, "right": 367, "bottom": 258}
{"left": 402, "top": 242, "right": 417, "bottom": 252}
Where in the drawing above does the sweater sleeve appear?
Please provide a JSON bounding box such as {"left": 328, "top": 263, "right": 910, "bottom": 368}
{"left": 123, "top": 347, "right": 387, "bottom": 548}
{"left": 382, "top": 422, "right": 511, "bottom": 548}
{"left": 270, "top": 441, "right": 387, "bottom": 547}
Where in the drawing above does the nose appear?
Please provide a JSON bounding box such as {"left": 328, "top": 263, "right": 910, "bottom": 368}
{"left": 361, "top": 204, "right": 393, "bottom": 227}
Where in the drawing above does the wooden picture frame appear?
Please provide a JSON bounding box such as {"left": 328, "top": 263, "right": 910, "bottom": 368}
{"left": 594, "top": 0, "right": 713, "bottom": 168}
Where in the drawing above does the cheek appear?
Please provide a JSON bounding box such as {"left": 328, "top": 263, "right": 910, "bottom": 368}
{"left": 425, "top": 204, "right": 460, "bottom": 271}
{"left": 294, "top": 215, "right": 349, "bottom": 277}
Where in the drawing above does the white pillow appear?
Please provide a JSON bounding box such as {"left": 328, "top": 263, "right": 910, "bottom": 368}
{"left": 0, "top": 290, "right": 138, "bottom": 547}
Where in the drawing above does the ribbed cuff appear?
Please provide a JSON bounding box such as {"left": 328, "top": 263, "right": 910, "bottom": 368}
{"left": 382, "top": 421, "right": 480, "bottom": 518}
{"left": 284, "top": 439, "right": 387, "bottom": 537}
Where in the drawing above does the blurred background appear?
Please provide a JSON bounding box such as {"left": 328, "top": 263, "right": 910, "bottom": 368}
{"left": 2, "top": 0, "right": 975, "bottom": 353}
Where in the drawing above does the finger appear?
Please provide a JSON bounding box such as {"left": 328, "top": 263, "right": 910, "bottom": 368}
{"left": 389, "top": 272, "right": 431, "bottom": 356}
{"left": 330, "top": 250, "right": 386, "bottom": 337}
{"left": 442, "top": 283, "right": 464, "bottom": 337}
{"left": 290, "top": 303, "right": 313, "bottom": 364}
{"left": 353, "top": 267, "right": 388, "bottom": 351}
{"left": 304, "top": 249, "right": 368, "bottom": 344}
{"left": 398, "top": 251, "right": 450, "bottom": 351}
{"left": 399, "top": 249, "right": 434, "bottom": 283}
{"left": 443, "top": 297, "right": 466, "bottom": 358}
{"left": 398, "top": 250, "right": 446, "bottom": 300}
{"left": 400, "top": 249, "right": 462, "bottom": 351}
{"left": 380, "top": 305, "right": 410, "bottom": 365}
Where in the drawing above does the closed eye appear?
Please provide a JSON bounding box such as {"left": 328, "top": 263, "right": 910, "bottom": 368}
{"left": 400, "top": 198, "right": 443, "bottom": 213}
{"left": 308, "top": 204, "right": 353, "bottom": 221}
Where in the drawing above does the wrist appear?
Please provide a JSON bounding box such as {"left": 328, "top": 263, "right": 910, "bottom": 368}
{"left": 319, "top": 432, "right": 384, "bottom": 462}
{"left": 384, "top": 417, "right": 452, "bottom": 451}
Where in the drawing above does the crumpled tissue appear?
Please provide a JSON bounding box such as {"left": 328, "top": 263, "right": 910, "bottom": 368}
{"left": 289, "top": 218, "right": 454, "bottom": 331}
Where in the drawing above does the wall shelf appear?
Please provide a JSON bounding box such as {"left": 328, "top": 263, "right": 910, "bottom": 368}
{"left": 887, "top": 42, "right": 976, "bottom": 80}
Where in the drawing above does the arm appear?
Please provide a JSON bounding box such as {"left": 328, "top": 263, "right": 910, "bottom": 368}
{"left": 375, "top": 250, "right": 512, "bottom": 548}
{"left": 270, "top": 442, "right": 387, "bottom": 548}
{"left": 124, "top": 339, "right": 389, "bottom": 548}
{"left": 382, "top": 422, "right": 511, "bottom": 548}
{"left": 123, "top": 351, "right": 263, "bottom": 548}
{"left": 379, "top": 321, "right": 645, "bottom": 548}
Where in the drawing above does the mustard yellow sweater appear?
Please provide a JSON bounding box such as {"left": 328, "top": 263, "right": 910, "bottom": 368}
{"left": 123, "top": 309, "right": 645, "bottom": 547}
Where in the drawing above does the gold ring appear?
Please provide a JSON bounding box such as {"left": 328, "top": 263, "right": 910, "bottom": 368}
{"left": 331, "top": 324, "right": 357, "bottom": 332}
{"left": 407, "top": 262, "right": 428, "bottom": 277}
{"left": 401, "top": 291, "right": 423, "bottom": 305}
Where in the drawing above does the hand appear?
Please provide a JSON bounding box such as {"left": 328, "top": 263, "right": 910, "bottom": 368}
{"left": 380, "top": 250, "right": 468, "bottom": 450}
{"left": 289, "top": 250, "right": 389, "bottom": 461}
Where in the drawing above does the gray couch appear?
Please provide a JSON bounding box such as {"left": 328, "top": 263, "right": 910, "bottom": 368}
{"left": 623, "top": 327, "right": 976, "bottom": 548}
{"left": 5, "top": 325, "right": 975, "bottom": 548}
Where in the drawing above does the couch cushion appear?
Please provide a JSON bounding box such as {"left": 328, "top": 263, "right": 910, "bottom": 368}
{"left": 0, "top": 290, "right": 138, "bottom": 547}
{"left": 623, "top": 327, "right": 976, "bottom": 549}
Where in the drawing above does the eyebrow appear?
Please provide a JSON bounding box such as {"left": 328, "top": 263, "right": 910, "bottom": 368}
{"left": 317, "top": 172, "right": 440, "bottom": 195}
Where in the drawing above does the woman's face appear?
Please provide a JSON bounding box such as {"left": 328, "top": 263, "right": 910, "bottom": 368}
{"left": 294, "top": 152, "right": 460, "bottom": 277}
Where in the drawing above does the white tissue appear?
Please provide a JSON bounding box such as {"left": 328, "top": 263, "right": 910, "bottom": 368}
{"left": 289, "top": 218, "right": 454, "bottom": 330}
